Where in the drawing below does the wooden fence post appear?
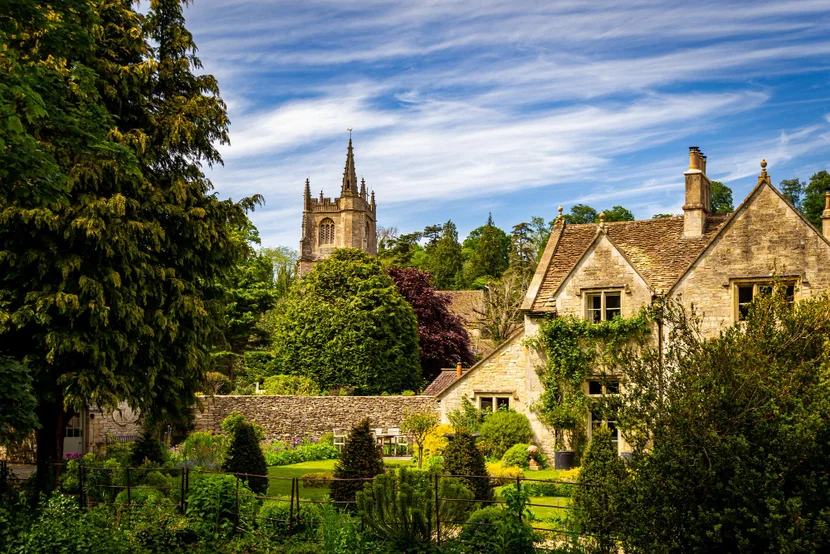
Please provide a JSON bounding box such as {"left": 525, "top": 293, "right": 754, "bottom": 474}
{"left": 516, "top": 475, "right": 522, "bottom": 521}
{"left": 288, "top": 478, "right": 295, "bottom": 535}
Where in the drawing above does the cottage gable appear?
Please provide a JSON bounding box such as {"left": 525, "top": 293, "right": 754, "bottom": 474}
{"left": 672, "top": 180, "right": 830, "bottom": 334}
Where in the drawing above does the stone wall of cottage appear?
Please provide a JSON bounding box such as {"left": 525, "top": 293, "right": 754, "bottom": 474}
{"left": 673, "top": 184, "right": 830, "bottom": 337}
{"left": 554, "top": 233, "right": 652, "bottom": 319}
{"left": 436, "top": 332, "right": 558, "bottom": 457}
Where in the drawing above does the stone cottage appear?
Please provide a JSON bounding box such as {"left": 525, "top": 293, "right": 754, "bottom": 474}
{"left": 426, "top": 148, "right": 830, "bottom": 457}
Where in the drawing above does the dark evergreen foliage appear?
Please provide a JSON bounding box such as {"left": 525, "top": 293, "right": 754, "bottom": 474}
{"left": 222, "top": 421, "right": 268, "bottom": 494}
{"left": 129, "top": 422, "right": 166, "bottom": 467}
{"left": 573, "top": 426, "right": 627, "bottom": 554}
{"left": 386, "top": 267, "right": 475, "bottom": 381}
{"left": 443, "top": 431, "right": 493, "bottom": 502}
{"left": 330, "top": 420, "right": 384, "bottom": 504}
{"left": 426, "top": 220, "right": 463, "bottom": 289}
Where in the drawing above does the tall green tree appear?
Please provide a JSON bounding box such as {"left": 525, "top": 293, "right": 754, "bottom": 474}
{"left": 426, "top": 220, "right": 463, "bottom": 289}
{"left": 529, "top": 216, "right": 553, "bottom": 260}
{"left": 564, "top": 204, "right": 598, "bottom": 224}
{"left": 709, "top": 181, "right": 734, "bottom": 214}
{"left": 212, "top": 225, "right": 279, "bottom": 378}
{"left": 0, "top": 0, "right": 257, "bottom": 490}
{"left": 779, "top": 178, "right": 805, "bottom": 208}
{"left": 601, "top": 205, "right": 635, "bottom": 222}
{"left": 802, "top": 171, "right": 830, "bottom": 228}
{"left": 270, "top": 249, "right": 421, "bottom": 394}
{"left": 509, "top": 222, "right": 536, "bottom": 279}
{"left": 464, "top": 214, "right": 510, "bottom": 284}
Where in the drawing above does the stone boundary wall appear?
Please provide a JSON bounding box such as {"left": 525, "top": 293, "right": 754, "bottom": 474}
{"left": 192, "top": 395, "right": 439, "bottom": 440}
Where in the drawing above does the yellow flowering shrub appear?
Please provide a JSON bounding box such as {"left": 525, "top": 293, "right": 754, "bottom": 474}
{"left": 486, "top": 461, "right": 525, "bottom": 484}
{"left": 423, "top": 424, "right": 453, "bottom": 457}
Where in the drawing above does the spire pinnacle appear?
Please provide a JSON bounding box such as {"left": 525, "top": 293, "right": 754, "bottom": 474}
{"left": 341, "top": 137, "right": 358, "bottom": 197}
{"left": 304, "top": 178, "right": 311, "bottom": 210}
{"left": 360, "top": 176, "right": 367, "bottom": 198}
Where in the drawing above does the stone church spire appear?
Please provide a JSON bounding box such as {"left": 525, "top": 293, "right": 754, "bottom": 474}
{"left": 304, "top": 178, "right": 311, "bottom": 210}
{"left": 341, "top": 138, "right": 358, "bottom": 197}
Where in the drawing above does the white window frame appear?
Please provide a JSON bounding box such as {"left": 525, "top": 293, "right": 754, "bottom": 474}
{"left": 585, "top": 289, "right": 622, "bottom": 323}
{"left": 476, "top": 394, "right": 512, "bottom": 413}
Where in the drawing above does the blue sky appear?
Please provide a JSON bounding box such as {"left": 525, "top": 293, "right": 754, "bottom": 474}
{"left": 182, "top": 0, "right": 830, "bottom": 248}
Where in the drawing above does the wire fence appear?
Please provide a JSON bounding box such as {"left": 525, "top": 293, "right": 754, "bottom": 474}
{"left": 0, "top": 459, "right": 588, "bottom": 546}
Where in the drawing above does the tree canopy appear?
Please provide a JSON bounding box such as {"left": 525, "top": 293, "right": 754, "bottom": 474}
{"left": 709, "top": 181, "right": 734, "bottom": 214}
{"left": 270, "top": 249, "right": 421, "bottom": 394}
{"left": 386, "top": 267, "right": 474, "bottom": 382}
{"left": 0, "top": 0, "right": 257, "bottom": 487}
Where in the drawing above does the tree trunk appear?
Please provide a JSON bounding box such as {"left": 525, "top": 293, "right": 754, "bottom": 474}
{"left": 35, "top": 393, "right": 65, "bottom": 495}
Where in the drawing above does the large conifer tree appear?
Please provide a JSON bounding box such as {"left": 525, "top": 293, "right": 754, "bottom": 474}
{"left": 0, "top": 0, "right": 257, "bottom": 490}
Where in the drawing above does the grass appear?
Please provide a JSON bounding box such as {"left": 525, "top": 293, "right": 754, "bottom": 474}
{"left": 265, "top": 458, "right": 415, "bottom": 500}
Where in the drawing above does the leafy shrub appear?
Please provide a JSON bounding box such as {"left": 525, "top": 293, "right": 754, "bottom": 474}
{"left": 115, "top": 487, "right": 169, "bottom": 506}
{"left": 448, "top": 396, "right": 490, "bottom": 433}
{"left": 330, "top": 420, "right": 385, "bottom": 504}
{"left": 485, "top": 461, "right": 525, "bottom": 484}
{"left": 177, "top": 431, "right": 227, "bottom": 469}
{"left": 423, "top": 423, "right": 453, "bottom": 457}
{"left": 126, "top": 497, "right": 196, "bottom": 552}
{"left": 501, "top": 443, "right": 531, "bottom": 469}
{"left": 356, "top": 467, "right": 474, "bottom": 549}
{"left": 243, "top": 350, "right": 275, "bottom": 380}
{"left": 401, "top": 389, "right": 416, "bottom": 396}
{"left": 186, "top": 474, "right": 257, "bottom": 538}
{"left": 458, "top": 484, "right": 537, "bottom": 553}
{"left": 222, "top": 421, "right": 269, "bottom": 494}
{"left": 262, "top": 441, "right": 339, "bottom": 466}
{"left": 221, "top": 411, "right": 265, "bottom": 441}
{"left": 317, "top": 431, "right": 334, "bottom": 445}
{"left": 424, "top": 455, "right": 445, "bottom": 474}
{"left": 301, "top": 471, "right": 334, "bottom": 488}
{"left": 103, "top": 441, "right": 134, "bottom": 467}
{"left": 257, "top": 501, "right": 293, "bottom": 537}
{"left": 478, "top": 410, "right": 533, "bottom": 458}
{"left": 130, "top": 423, "right": 167, "bottom": 467}
{"left": 205, "top": 371, "right": 232, "bottom": 394}
{"left": 18, "top": 494, "right": 132, "bottom": 553}
{"left": 261, "top": 374, "right": 321, "bottom": 396}
{"left": 443, "top": 431, "right": 493, "bottom": 502}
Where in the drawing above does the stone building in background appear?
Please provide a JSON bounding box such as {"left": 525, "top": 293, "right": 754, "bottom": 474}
{"left": 427, "top": 147, "right": 830, "bottom": 458}
{"left": 298, "top": 138, "right": 377, "bottom": 276}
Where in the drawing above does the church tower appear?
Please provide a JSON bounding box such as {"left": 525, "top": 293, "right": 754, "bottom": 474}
{"left": 298, "top": 138, "right": 378, "bottom": 277}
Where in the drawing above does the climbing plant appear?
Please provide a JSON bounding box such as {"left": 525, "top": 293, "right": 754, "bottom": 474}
{"left": 528, "top": 310, "right": 650, "bottom": 451}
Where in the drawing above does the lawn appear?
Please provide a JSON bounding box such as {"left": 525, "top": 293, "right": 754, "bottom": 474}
{"left": 266, "top": 458, "right": 414, "bottom": 500}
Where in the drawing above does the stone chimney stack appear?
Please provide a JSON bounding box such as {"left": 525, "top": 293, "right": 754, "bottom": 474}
{"left": 822, "top": 190, "right": 830, "bottom": 240}
{"left": 683, "top": 146, "right": 711, "bottom": 238}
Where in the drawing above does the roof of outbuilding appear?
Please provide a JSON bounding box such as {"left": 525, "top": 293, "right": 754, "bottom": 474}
{"left": 440, "top": 290, "right": 484, "bottom": 326}
{"left": 528, "top": 214, "right": 730, "bottom": 312}
{"left": 422, "top": 369, "right": 465, "bottom": 397}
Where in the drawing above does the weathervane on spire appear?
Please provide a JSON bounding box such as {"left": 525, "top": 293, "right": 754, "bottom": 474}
{"left": 347, "top": 127, "right": 352, "bottom": 139}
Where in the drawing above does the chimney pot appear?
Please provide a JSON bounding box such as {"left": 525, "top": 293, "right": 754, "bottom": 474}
{"left": 456, "top": 362, "right": 463, "bottom": 377}
{"left": 822, "top": 190, "right": 830, "bottom": 240}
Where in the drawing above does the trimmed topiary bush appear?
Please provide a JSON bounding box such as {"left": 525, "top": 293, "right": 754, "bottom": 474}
{"left": 501, "top": 443, "right": 531, "bottom": 469}
{"left": 478, "top": 410, "right": 533, "bottom": 459}
{"left": 330, "top": 420, "right": 384, "bottom": 505}
{"left": 443, "top": 431, "right": 493, "bottom": 502}
{"left": 222, "top": 421, "right": 268, "bottom": 494}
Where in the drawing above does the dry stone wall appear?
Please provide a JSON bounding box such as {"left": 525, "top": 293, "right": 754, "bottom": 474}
{"left": 192, "top": 395, "right": 438, "bottom": 440}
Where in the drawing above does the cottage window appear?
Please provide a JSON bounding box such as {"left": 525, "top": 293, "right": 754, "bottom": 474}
{"left": 319, "top": 218, "right": 335, "bottom": 245}
{"left": 588, "top": 379, "right": 621, "bottom": 453}
{"left": 477, "top": 394, "right": 511, "bottom": 412}
{"left": 585, "top": 291, "right": 621, "bottom": 323}
{"left": 734, "top": 281, "right": 796, "bottom": 321}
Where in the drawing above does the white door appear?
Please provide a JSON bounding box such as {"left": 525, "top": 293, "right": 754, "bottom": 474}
{"left": 63, "top": 415, "right": 83, "bottom": 456}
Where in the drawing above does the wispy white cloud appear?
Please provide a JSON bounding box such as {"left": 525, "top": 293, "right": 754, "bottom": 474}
{"left": 187, "top": 0, "right": 830, "bottom": 246}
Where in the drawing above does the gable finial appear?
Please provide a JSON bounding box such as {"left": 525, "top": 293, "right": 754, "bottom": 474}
{"left": 598, "top": 211, "right": 606, "bottom": 231}
{"left": 758, "top": 159, "right": 771, "bottom": 186}
{"left": 555, "top": 205, "right": 564, "bottom": 225}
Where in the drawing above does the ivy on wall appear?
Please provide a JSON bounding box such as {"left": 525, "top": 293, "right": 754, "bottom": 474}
{"left": 527, "top": 309, "right": 651, "bottom": 451}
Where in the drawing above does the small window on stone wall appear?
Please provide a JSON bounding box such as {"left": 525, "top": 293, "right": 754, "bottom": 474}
{"left": 585, "top": 290, "right": 621, "bottom": 323}
{"left": 477, "top": 394, "right": 511, "bottom": 412}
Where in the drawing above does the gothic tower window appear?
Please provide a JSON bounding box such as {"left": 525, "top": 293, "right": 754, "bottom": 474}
{"left": 319, "top": 218, "right": 335, "bottom": 245}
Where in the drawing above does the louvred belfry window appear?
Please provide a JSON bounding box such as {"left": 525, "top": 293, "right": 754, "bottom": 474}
{"left": 319, "top": 218, "right": 335, "bottom": 245}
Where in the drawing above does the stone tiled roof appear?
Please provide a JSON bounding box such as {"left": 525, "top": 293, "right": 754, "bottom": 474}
{"left": 422, "top": 369, "right": 464, "bottom": 396}
{"left": 530, "top": 214, "right": 730, "bottom": 312}
{"left": 440, "top": 290, "right": 484, "bottom": 326}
